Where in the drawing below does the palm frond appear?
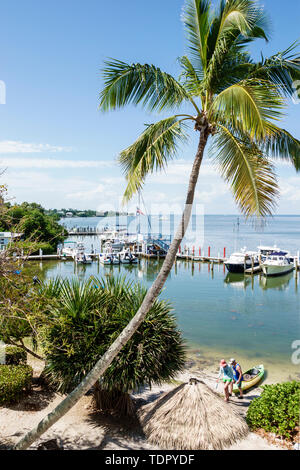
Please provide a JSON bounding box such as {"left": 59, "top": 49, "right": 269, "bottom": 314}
{"left": 178, "top": 55, "right": 204, "bottom": 96}
{"left": 182, "top": 0, "right": 212, "bottom": 72}
{"left": 119, "top": 117, "right": 190, "bottom": 202}
{"left": 204, "top": 0, "right": 270, "bottom": 91}
{"left": 212, "top": 125, "right": 279, "bottom": 217}
{"left": 99, "top": 59, "right": 191, "bottom": 112}
{"left": 247, "top": 42, "right": 300, "bottom": 98}
{"left": 212, "top": 79, "right": 285, "bottom": 140}
{"left": 264, "top": 123, "right": 300, "bottom": 171}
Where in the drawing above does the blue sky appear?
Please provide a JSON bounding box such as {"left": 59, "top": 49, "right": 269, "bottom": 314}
{"left": 0, "top": 0, "right": 299, "bottom": 214}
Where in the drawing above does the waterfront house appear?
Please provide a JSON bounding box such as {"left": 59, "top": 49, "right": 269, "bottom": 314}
{"left": 0, "top": 232, "right": 23, "bottom": 251}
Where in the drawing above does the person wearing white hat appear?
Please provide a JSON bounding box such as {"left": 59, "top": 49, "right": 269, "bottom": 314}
{"left": 229, "top": 358, "right": 244, "bottom": 399}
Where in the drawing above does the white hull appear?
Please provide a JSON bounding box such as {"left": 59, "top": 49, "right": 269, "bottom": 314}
{"left": 262, "top": 264, "right": 294, "bottom": 277}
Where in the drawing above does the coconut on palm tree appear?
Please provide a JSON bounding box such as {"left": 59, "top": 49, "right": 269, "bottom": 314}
{"left": 15, "top": 0, "right": 300, "bottom": 449}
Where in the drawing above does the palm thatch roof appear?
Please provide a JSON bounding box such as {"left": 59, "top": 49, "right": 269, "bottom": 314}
{"left": 138, "top": 378, "right": 249, "bottom": 450}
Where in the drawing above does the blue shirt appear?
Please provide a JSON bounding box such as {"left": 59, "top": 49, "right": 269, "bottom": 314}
{"left": 232, "top": 363, "right": 243, "bottom": 381}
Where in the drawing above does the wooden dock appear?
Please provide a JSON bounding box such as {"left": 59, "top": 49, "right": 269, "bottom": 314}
{"left": 244, "top": 265, "right": 263, "bottom": 275}
{"left": 176, "top": 254, "right": 225, "bottom": 263}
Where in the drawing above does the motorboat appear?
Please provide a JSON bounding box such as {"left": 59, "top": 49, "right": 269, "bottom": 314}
{"left": 99, "top": 253, "right": 112, "bottom": 265}
{"left": 61, "top": 240, "right": 78, "bottom": 257}
{"left": 119, "top": 249, "right": 138, "bottom": 264}
{"left": 74, "top": 243, "right": 93, "bottom": 264}
{"left": 224, "top": 250, "right": 259, "bottom": 273}
{"left": 108, "top": 253, "right": 120, "bottom": 265}
{"left": 257, "top": 245, "right": 292, "bottom": 262}
{"left": 261, "top": 252, "right": 295, "bottom": 277}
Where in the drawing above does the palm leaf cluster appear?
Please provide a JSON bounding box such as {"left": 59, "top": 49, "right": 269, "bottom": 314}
{"left": 99, "top": 0, "right": 300, "bottom": 218}
{"left": 39, "top": 276, "right": 186, "bottom": 412}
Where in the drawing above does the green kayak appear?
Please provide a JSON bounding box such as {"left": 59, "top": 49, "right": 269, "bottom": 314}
{"left": 233, "top": 364, "right": 264, "bottom": 393}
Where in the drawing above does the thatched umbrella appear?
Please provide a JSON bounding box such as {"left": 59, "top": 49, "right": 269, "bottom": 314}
{"left": 138, "top": 378, "right": 249, "bottom": 450}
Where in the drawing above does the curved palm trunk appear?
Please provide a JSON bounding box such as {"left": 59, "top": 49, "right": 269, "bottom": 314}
{"left": 14, "top": 130, "right": 209, "bottom": 450}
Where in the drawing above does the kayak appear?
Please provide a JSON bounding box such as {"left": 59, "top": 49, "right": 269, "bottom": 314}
{"left": 233, "top": 364, "right": 264, "bottom": 393}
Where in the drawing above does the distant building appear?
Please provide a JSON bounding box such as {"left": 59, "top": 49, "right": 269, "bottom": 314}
{"left": 0, "top": 232, "right": 23, "bottom": 251}
{"left": 65, "top": 212, "right": 73, "bottom": 218}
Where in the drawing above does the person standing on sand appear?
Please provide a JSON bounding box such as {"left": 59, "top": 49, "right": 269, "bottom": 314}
{"left": 217, "top": 359, "right": 234, "bottom": 402}
{"left": 230, "top": 358, "right": 244, "bottom": 399}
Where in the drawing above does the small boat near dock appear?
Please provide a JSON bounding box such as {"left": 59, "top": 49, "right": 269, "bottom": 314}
{"left": 261, "top": 252, "right": 295, "bottom": 277}
{"left": 225, "top": 250, "right": 259, "bottom": 274}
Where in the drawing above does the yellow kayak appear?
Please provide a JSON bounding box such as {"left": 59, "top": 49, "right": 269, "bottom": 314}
{"left": 233, "top": 364, "right": 264, "bottom": 393}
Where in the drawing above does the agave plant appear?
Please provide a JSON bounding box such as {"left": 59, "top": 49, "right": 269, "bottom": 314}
{"left": 40, "top": 276, "right": 186, "bottom": 416}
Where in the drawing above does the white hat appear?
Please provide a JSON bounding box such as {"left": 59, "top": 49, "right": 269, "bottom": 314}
{"left": 229, "top": 358, "right": 236, "bottom": 365}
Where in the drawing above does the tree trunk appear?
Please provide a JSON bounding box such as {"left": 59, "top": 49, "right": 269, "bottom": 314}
{"left": 93, "top": 382, "right": 136, "bottom": 418}
{"left": 14, "top": 130, "right": 209, "bottom": 450}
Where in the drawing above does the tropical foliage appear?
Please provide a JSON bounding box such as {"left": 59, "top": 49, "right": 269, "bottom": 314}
{"left": 0, "top": 365, "right": 32, "bottom": 405}
{"left": 99, "top": 0, "right": 300, "bottom": 217}
{"left": 13, "top": 1, "right": 300, "bottom": 450}
{"left": 4, "top": 346, "right": 27, "bottom": 365}
{"left": 0, "top": 201, "right": 67, "bottom": 253}
{"left": 247, "top": 381, "right": 300, "bottom": 440}
{"left": 39, "top": 276, "right": 186, "bottom": 415}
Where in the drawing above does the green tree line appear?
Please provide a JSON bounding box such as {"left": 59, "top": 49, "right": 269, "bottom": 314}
{"left": 0, "top": 202, "right": 68, "bottom": 254}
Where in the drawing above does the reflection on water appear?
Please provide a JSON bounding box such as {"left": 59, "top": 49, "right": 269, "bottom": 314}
{"left": 224, "top": 271, "right": 296, "bottom": 292}
{"left": 224, "top": 273, "right": 251, "bottom": 290}
{"left": 259, "top": 271, "right": 294, "bottom": 291}
{"left": 25, "top": 257, "right": 300, "bottom": 383}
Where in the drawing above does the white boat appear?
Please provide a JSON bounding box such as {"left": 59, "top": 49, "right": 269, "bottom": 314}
{"left": 75, "top": 253, "right": 93, "bottom": 264}
{"left": 225, "top": 249, "right": 259, "bottom": 274}
{"left": 257, "top": 245, "right": 291, "bottom": 261}
{"left": 119, "top": 249, "right": 137, "bottom": 264}
{"left": 262, "top": 252, "right": 295, "bottom": 277}
{"left": 74, "top": 243, "right": 93, "bottom": 264}
{"left": 108, "top": 253, "right": 120, "bottom": 265}
{"left": 61, "top": 240, "right": 78, "bottom": 257}
{"left": 99, "top": 253, "right": 112, "bottom": 265}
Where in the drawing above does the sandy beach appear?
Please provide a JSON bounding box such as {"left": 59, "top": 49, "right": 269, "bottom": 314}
{"left": 0, "top": 356, "right": 283, "bottom": 451}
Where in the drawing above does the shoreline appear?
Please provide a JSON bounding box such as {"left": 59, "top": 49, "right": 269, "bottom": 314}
{"left": 0, "top": 355, "right": 287, "bottom": 451}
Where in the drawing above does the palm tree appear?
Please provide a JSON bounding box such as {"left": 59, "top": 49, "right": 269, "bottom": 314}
{"left": 14, "top": 0, "right": 300, "bottom": 449}
{"left": 39, "top": 276, "right": 185, "bottom": 416}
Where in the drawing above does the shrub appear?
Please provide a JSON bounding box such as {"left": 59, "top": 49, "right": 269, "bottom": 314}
{"left": 246, "top": 381, "right": 300, "bottom": 439}
{"left": 40, "top": 276, "right": 186, "bottom": 415}
{"left": 0, "top": 365, "right": 33, "bottom": 405}
{"left": 5, "top": 346, "right": 27, "bottom": 365}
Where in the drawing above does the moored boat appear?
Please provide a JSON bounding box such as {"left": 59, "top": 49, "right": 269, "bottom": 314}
{"left": 99, "top": 253, "right": 112, "bottom": 265}
{"left": 233, "top": 364, "right": 264, "bottom": 393}
{"left": 225, "top": 250, "right": 259, "bottom": 273}
{"left": 61, "top": 240, "right": 78, "bottom": 257}
{"left": 119, "top": 249, "right": 138, "bottom": 264}
{"left": 262, "top": 252, "right": 295, "bottom": 277}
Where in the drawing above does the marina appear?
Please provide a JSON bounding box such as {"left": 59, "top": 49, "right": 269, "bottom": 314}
{"left": 12, "top": 215, "right": 300, "bottom": 384}
{"left": 26, "top": 252, "right": 300, "bottom": 385}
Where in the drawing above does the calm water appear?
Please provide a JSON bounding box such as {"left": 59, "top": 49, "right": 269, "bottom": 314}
{"left": 32, "top": 243, "right": 300, "bottom": 384}
{"left": 60, "top": 214, "right": 300, "bottom": 256}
